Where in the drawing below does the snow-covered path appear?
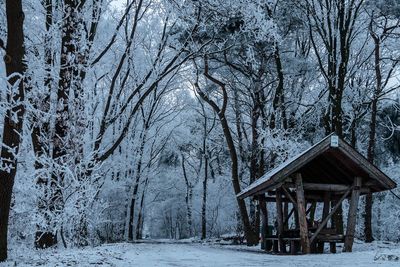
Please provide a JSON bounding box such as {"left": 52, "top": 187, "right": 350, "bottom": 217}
{"left": 1, "top": 240, "right": 399, "bottom": 266}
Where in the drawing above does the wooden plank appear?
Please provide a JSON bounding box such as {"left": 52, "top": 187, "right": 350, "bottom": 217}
{"left": 343, "top": 177, "right": 362, "bottom": 252}
{"left": 295, "top": 173, "right": 310, "bottom": 254}
{"left": 309, "top": 187, "right": 352, "bottom": 243}
{"left": 314, "top": 235, "right": 345, "bottom": 242}
{"left": 275, "top": 188, "right": 285, "bottom": 253}
{"left": 265, "top": 237, "right": 301, "bottom": 241}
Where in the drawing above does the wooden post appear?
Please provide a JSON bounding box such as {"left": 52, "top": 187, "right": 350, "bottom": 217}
{"left": 310, "top": 187, "right": 352, "bottom": 243}
{"left": 290, "top": 240, "right": 296, "bottom": 255}
{"left": 281, "top": 186, "right": 298, "bottom": 211}
{"left": 294, "top": 208, "right": 299, "bottom": 230}
{"left": 318, "top": 192, "right": 331, "bottom": 253}
{"left": 320, "top": 193, "right": 330, "bottom": 252}
{"left": 330, "top": 242, "right": 336, "bottom": 253}
{"left": 309, "top": 201, "right": 317, "bottom": 223}
{"left": 283, "top": 207, "right": 295, "bottom": 227}
{"left": 276, "top": 188, "right": 286, "bottom": 253}
{"left": 260, "top": 196, "right": 272, "bottom": 251}
{"left": 284, "top": 202, "right": 289, "bottom": 230}
{"left": 273, "top": 240, "right": 279, "bottom": 253}
{"left": 260, "top": 196, "right": 266, "bottom": 250}
{"left": 295, "top": 173, "right": 310, "bottom": 254}
{"left": 322, "top": 192, "right": 331, "bottom": 222}
{"left": 343, "top": 177, "right": 362, "bottom": 252}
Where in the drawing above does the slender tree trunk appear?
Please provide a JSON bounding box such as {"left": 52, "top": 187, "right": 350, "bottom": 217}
{"left": 195, "top": 62, "right": 257, "bottom": 245}
{"left": 201, "top": 154, "right": 208, "bottom": 239}
{"left": 38, "top": 0, "right": 81, "bottom": 247}
{"left": 365, "top": 28, "right": 382, "bottom": 243}
{"left": 33, "top": 0, "right": 57, "bottom": 249}
{"left": 135, "top": 186, "right": 147, "bottom": 240}
{"left": 181, "top": 155, "right": 193, "bottom": 238}
{"left": 0, "top": 0, "right": 25, "bottom": 261}
{"left": 271, "top": 44, "right": 287, "bottom": 130}
{"left": 249, "top": 105, "right": 259, "bottom": 228}
{"left": 127, "top": 128, "right": 147, "bottom": 240}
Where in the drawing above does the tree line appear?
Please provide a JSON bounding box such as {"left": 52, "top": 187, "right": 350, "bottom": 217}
{"left": 1, "top": 0, "right": 400, "bottom": 262}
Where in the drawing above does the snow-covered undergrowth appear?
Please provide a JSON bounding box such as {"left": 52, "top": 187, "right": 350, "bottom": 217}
{"left": 1, "top": 240, "right": 399, "bottom": 267}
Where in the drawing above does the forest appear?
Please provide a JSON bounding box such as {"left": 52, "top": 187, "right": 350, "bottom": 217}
{"left": 1, "top": 0, "right": 400, "bottom": 265}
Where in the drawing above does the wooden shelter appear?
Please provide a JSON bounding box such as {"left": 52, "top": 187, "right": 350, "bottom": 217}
{"left": 237, "top": 134, "right": 396, "bottom": 254}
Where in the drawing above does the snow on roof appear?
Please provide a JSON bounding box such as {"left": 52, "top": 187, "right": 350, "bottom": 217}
{"left": 237, "top": 133, "right": 397, "bottom": 199}
{"left": 237, "top": 134, "right": 334, "bottom": 199}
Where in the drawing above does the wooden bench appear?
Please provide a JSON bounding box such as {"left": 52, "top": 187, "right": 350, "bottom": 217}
{"left": 264, "top": 236, "right": 301, "bottom": 254}
{"left": 263, "top": 231, "right": 345, "bottom": 254}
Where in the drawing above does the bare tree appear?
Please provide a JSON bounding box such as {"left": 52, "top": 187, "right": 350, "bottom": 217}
{"left": 194, "top": 58, "right": 258, "bottom": 245}
{"left": 0, "top": 0, "right": 25, "bottom": 261}
{"left": 365, "top": 9, "right": 400, "bottom": 242}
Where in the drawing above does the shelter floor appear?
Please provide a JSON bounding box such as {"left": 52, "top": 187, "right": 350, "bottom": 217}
{"left": 1, "top": 239, "right": 399, "bottom": 266}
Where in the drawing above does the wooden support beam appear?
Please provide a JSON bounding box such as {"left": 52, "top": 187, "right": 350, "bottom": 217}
{"left": 336, "top": 187, "right": 370, "bottom": 194}
{"left": 265, "top": 195, "right": 327, "bottom": 202}
{"left": 259, "top": 197, "right": 267, "bottom": 250}
{"left": 322, "top": 192, "right": 331, "bottom": 219}
{"left": 295, "top": 173, "right": 310, "bottom": 254}
{"left": 269, "top": 189, "right": 329, "bottom": 202}
{"left": 273, "top": 240, "right": 279, "bottom": 253}
{"left": 309, "top": 187, "right": 352, "bottom": 243}
{"left": 283, "top": 207, "right": 295, "bottom": 226}
{"left": 343, "top": 177, "right": 362, "bottom": 252}
{"left": 281, "top": 186, "right": 298, "bottom": 211}
{"left": 294, "top": 207, "right": 299, "bottom": 230}
{"left": 284, "top": 202, "right": 289, "bottom": 230}
{"left": 309, "top": 201, "right": 317, "bottom": 223}
{"left": 287, "top": 182, "right": 350, "bottom": 191}
{"left": 259, "top": 196, "right": 272, "bottom": 251}
{"left": 285, "top": 182, "right": 369, "bottom": 194}
{"left": 275, "top": 188, "right": 286, "bottom": 253}
{"left": 330, "top": 242, "right": 336, "bottom": 253}
{"left": 290, "top": 240, "right": 297, "bottom": 255}
{"left": 306, "top": 204, "right": 313, "bottom": 215}
{"left": 318, "top": 192, "right": 331, "bottom": 253}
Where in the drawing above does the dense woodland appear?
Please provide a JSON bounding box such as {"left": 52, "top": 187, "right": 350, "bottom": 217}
{"left": 1, "top": 0, "right": 400, "bottom": 262}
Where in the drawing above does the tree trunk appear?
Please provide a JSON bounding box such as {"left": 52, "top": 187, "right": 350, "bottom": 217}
{"left": 0, "top": 0, "right": 25, "bottom": 261}
{"left": 135, "top": 186, "right": 147, "bottom": 240}
{"left": 195, "top": 63, "right": 257, "bottom": 245}
{"left": 181, "top": 154, "right": 193, "bottom": 238}
{"left": 201, "top": 155, "right": 208, "bottom": 239}
{"left": 364, "top": 27, "right": 382, "bottom": 243}
{"left": 33, "top": 0, "right": 57, "bottom": 249}
{"left": 127, "top": 128, "right": 147, "bottom": 240}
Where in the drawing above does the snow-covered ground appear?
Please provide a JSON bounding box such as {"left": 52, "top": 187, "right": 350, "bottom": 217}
{"left": 1, "top": 240, "right": 399, "bottom": 266}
